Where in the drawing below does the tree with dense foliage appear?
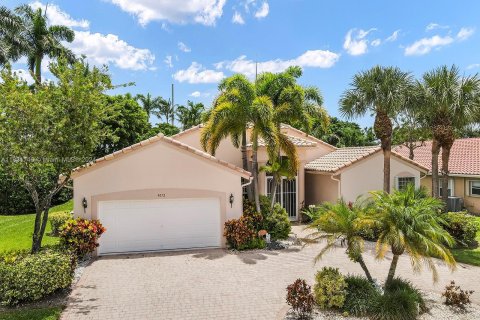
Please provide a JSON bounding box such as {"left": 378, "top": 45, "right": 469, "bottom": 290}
{"left": 0, "top": 4, "right": 76, "bottom": 84}
{"left": 415, "top": 65, "right": 480, "bottom": 204}
{"left": 147, "top": 123, "right": 180, "bottom": 137}
{"left": 256, "top": 66, "right": 328, "bottom": 206}
{"left": 393, "top": 108, "right": 430, "bottom": 160}
{"left": 176, "top": 100, "right": 205, "bottom": 130}
{"left": 0, "top": 60, "right": 112, "bottom": 253}
{"left": 320, "top": 117, "right": 377, "bottom": 147}
{"left": 95, "top": 94, "right": 150, "bottom": 158}
{"left": 201, "top": 74, "right": 278, "bottom": 211}
{"left": 370, "top": 185, "right": 456, "bottom": 284}
{"left": 304, "top": 199, "right": 374, "bottom": 283}
{"left": 340, "top": 66, "right": 413, "bottom": 193}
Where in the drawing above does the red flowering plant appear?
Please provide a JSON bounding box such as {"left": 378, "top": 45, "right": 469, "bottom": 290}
{"left": 59, "top": 218, "right": 106, "bottom": 258}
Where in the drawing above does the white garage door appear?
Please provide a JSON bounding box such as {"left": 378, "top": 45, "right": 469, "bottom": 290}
{"left": 97, "top": 198, "right": 221, "bottom": 254}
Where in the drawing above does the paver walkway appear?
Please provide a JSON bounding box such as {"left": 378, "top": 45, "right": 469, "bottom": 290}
{"left": 61, "top": 226, "right": 480, "bottom": 320}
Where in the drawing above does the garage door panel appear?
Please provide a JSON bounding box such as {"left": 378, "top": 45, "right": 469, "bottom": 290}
{"left": 98, "top": 198, "right": 221, "bottom": 254}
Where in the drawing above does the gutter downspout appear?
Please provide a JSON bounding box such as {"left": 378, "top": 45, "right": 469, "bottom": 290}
{"left": 330, "top": 174, "right": 341, "bottom": 199}
{"left": 241, "top": 176, "right": 253, "bottom": 188}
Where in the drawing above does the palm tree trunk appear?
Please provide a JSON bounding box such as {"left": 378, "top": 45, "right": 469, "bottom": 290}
{"left": 383, "top": 147, "right": 391, "bottom": 193}
{"left": 431, "top": 139, "right": 440, "bottom": 198}
{"left": 441, "top": 145, "right": 452, "bottom": 210}
{"left": 270, "top": 177, "right": 278, "bottom": 209}
{"left": 386, "top": 254, "right": 400, "bottom": 284}
{"left": 357, "top": 255, "right": 374, "bottom": 283}
{"left": 252, "top": 133, "right": 261, "bottom": 212}
{"left": 373, "top": 111, "right": 393, "bottom": 193}
{"left": 242, "top": 130, "right": 253, "bottom": 201}
{"left": 34, "top": 55, "right": 42, "bottom": 84}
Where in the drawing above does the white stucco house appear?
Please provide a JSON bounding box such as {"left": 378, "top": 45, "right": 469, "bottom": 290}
{"left": 72, "top": 124, "right": 427, "bottom": 255}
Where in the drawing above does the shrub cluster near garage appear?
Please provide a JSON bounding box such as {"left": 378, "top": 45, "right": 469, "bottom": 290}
{"left": 0, "top": 250, "right": 75, "bottom": 306}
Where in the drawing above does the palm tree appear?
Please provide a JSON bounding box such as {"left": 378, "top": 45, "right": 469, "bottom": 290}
{"left": 256, "top": 66, "right": 328, "bottom": 207}
{"left": 176, "top": 101, "right": 205, "bottom": 130}
{"left": 155, "top": 97, "right": 174, "bottom": 124}
{"left": 0, "top": 5, "right": 76, "bottom": 84}
{"left": 416, "top": 65, "right": 480, "bottom": 204}
{"left": 135, "top": 93, "right": 159, "bottom": 119}
{"left": 303, "top": 199, "right": 374, "bottom": 283}
{"left": 260, "top": 158, "right": 295, "bottom": 208}
{"left": 340, "top": 66, "right": 413, "bottom": 193}
{"left": 370, "top": 184, "right": 456, "bottom": 284}
{"left": 201, "top": 74, "right": 277, "bottom": 211}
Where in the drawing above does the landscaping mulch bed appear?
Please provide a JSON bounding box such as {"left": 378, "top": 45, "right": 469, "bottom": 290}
{"left": 285, "top": 292, "right": 480, "bottom": 320}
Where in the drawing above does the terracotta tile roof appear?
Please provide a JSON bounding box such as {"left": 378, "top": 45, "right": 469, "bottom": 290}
{"left": 394, "top": 138, "right": 480, "bottom": 176}
{"left": 71, "top": 133, "right": 251, "bottom": 179}
{"left": 305, "top": 146, "right": 429, "bottom": 173}
{"left": 247, "top": 134, "right": 317, "bottom": 148}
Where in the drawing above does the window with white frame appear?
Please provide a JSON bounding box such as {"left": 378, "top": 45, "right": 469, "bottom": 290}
{"left": 396, "top": 177, "right": 415, "bottom": 190}
{"left": 439, "top": 178, "right": 454, "bottom": 197}
{"left": 469, "top": 180, "right": 480, "bottom": 196}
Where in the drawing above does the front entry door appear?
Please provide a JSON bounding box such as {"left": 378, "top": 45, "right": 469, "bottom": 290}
{"left": 266, "top": 176, "right": 297, "bottom": 220}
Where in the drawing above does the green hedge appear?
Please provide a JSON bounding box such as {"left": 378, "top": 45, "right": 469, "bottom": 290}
{"left": 0, "top": 250, "right": 75, "bottom": 306}
{"left": 443, "top": 212, "right": 479, "bottom": 247}
{"left": 49, "top": 211, "right": 72, "bottom": 236}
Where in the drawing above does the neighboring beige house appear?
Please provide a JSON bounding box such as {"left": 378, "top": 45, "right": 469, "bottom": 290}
{"left": 394, "top": 138, "right": 480, "bottom": 214}
{"left": 72, "top": 125, "right": 427, "bottom": 255}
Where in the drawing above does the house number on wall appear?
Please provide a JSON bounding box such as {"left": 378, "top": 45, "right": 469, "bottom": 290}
{"left": 157, "top": 193, "right": 166, "bottom": 198}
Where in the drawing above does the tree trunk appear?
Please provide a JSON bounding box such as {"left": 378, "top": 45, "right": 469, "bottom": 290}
{"left": 357, "top": 255, "right": 374, "bottom": 283}
{"left": 270, "top": 176, "right": 278, "bottom": 209}
{"left": 441, "top": 145, "right": 452, "bottom": 210}
{"left": 373, "top": 111, "right": 393, "bottom": 193}
{"left": 31, "top": 197, "right": 52, "bottom": 253}
{"left": 386, "top": 254, "right": 400, "bottom": 284}
{"left": 431, "top": 139, "right": 440, "bottom": 198}
{"left": 409, "top": 144, "right": 414, "bottom": 160}
{"left": 252, "top": 133, "right": 261, "bottom": 213}
{"left": 242, "top": 130, "right": 253, "bottom": 201}
{"left": 35, "top": 55, "right": 42, "bottom": 84}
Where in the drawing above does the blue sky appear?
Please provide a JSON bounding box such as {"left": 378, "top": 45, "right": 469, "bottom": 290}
{"left": 5, "top": 0, "right": 480, "bottom": 126}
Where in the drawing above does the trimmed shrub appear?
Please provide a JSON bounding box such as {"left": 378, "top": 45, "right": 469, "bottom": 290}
{"left": 371, "top": 278, "right": 426, "bottom": 320}
{"left": 313, "top": 267, "right": 347, "bottom": 309}
{"left": 342, "top": 275, "right": 379, "bottom": 316}
{"left": 242, "top": 200, "right": 264, "bottom": 231}
{"left": 442, "top": 280, "right": 474, "bottom": 307}
{"left": 49, "top": 211, "right": 72, "bottom": 236}
{"left": 60, "top": 218, "right": 105, "bottom": 258}
{"left": 264, "top": 204, "right": 291, "bottom": 240}
{"left": 224, "top": 217, "right": 256, "bottom": 250}
{"left": 443, "top": 212, "right": 479, "bottom": 247}
{"left": 286, "top": 279, "right": 315, "bottom": 319}
{"left": 237, "top": 237, "right": 266, "bottom": 250}
{"left": 0, "top": 250, "right": 74, "bottom": 306}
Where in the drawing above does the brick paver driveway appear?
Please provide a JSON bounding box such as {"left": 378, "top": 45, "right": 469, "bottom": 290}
{"left": 62, "top": 226, "right": 480, "bottom": 320}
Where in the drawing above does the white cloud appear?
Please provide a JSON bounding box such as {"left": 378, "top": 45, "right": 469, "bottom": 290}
{"left": 371, "top": 39, "right": 381, "bottom": 47}
{"left": 254, "top": 2, "right": 269, "bottom": 19}
{"left": 215, "top": 50, "right": 340, "bottom": 78}
{"left": 190, "top": 91, "right": 202, "bottom": 97}
{"left": 386, "top": 29, "right": 400, "bottom": 42}
{"left": 467, "top": 63, "right": 480, "bottom": 70}
{"left": 178, "top": 42, "right": 191, "bottom": 53}
{"left": 70, "top": 31, "right": 155, "bottom": 70}
{"left": 30, "top": 1, "right": 89, "bottom": 29}
{"left": 173, "top": 62, "right": 224, "bottom": 83}
{"left": 343, "top": 28, "right": 376, "bottom": 56}
{"left": 426, "top": 23, "right": 449, "bottom": 31}
{"left": 405, "top": 27, "right": 475, "bottom": 56}
{"left": 164, "top": 55, "right": 173, "bottom": 68}
{"left": 232, "top": 11, "right": 245, "bottom": 24}
{"left": 457, "top": 27, "right": 475, "bottom": 41}
{"left": 107, "top": 0, "right": 226, "bottom": 26}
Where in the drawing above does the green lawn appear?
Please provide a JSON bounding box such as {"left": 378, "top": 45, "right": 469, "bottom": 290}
{"left": 0, "top": 307, "right": 62, "bottom": 320}
{"left": 451, "top": 217, "right": 480, "bottom": 267}
{"left": 0, "top": 200, "right": 73, "bottom": 252}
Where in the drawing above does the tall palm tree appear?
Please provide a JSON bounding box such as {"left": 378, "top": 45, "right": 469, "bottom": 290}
{"left": 256, "top": 66, "right": 328, "bottom": 207}
{"left": 135, "top": 93, "right": 159, "bottom": 119}
{"left": 340, "top": 66, "right": 413, "bottom": 193}
{"left": 201, "top": 74, "right": 277, "bottom": 211}
{"left": 0, "top": 4, "right": 76, "bottom": 84}
{"left": 303, "top": 199, "right": 374, "bottom": 282}
{"left": 416, "top": 65, "right": 480, "bottom": 204}
{"left": 370, "top": 184, "right": 456, "bottom": 284}
{"left": 176, "top": 101, "right": 205, "bottom": 130}
{"left": 155, "top": 97, "right": 174, "bottom": 124}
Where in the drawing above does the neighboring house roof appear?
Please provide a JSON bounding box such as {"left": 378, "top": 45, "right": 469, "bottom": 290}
{"left": 70, "top": 133, "right": 251, "bottom": 179}
{"left": 305, "top": 146, "right": 429, "bottom": 174}
{"left": 394, "top": 138, "right": 480, "bottom": 176}
{"left": 247, "top": 134, "right": 317, "bottom": 148}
